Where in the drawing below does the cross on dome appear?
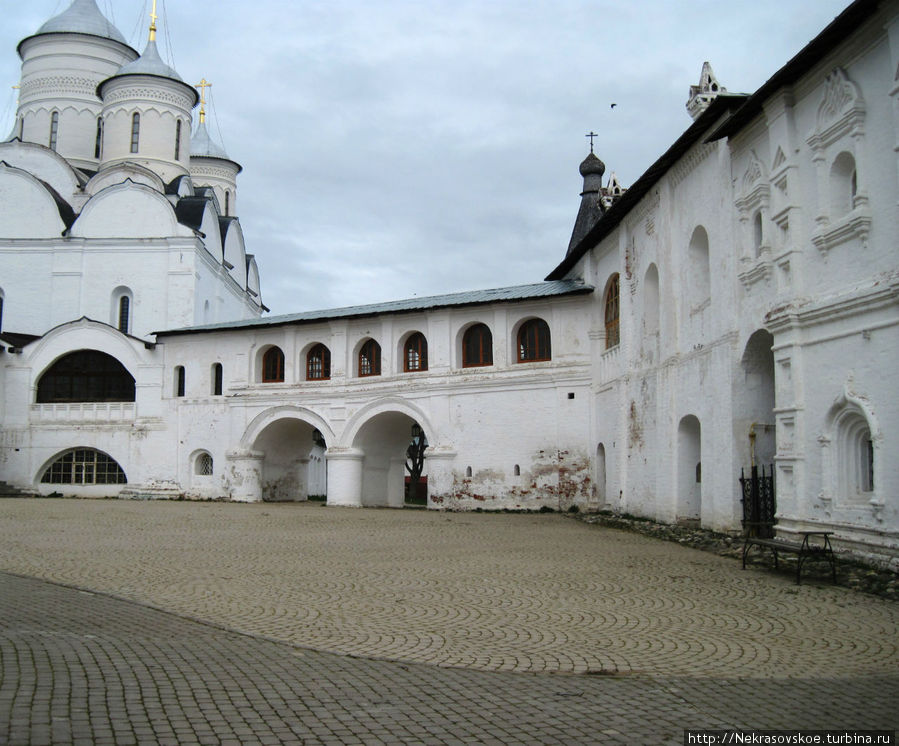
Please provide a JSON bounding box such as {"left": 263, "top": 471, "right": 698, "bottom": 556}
{"left": 195, "top": 78, "right": 212, "bottom": 124}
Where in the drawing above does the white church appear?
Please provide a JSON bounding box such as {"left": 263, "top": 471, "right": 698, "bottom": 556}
{"left": 0, "top": 0, "right": 896, "bottom": 565}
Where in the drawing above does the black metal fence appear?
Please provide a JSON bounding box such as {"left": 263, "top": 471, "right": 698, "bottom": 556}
{"left": 739, "top": 464, "right": 775, "bottom": 537}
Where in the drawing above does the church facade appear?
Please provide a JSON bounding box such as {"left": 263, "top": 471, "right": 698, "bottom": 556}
{"left": 1, "top": 0, "right": 896, "bottom": 565}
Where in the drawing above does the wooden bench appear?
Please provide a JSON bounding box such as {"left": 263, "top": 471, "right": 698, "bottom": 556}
{"left": 742, "top": 523, "right": 836, "bottom": 584}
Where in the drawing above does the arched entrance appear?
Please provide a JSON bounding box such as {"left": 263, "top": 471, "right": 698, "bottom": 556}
{"left": 352, "top": 411, "right": 428, "bottom": 508}
{"left": 677, "top": 415, "right": 702, "bottom": 525}
{"left": 249, "top": 417, "right": 328, "bottom": 502}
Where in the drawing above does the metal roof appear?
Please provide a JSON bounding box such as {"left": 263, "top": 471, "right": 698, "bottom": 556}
{"left": 155, "top": 280, "right": 593, "bottom": 337}
{"left": 34, "top": 0, "right": 128, "bottom": 45}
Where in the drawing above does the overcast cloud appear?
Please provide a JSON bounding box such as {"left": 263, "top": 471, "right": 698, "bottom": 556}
{"left": 3, "top": 1, "right": 849, "bottom": 315}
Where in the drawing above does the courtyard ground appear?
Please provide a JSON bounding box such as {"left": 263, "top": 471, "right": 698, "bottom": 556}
{"left": 0, "top": 499, "right": 896, "bottom": 744}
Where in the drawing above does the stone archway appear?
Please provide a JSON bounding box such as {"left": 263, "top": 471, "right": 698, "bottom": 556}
{"left": 352, "top": 411, "right": 426, "bottom": 508}
{"left": 230, "top": 408, "right": 334, "bottom": 503}
{"left": 252, "top": 418, "right": 325, "bottom": 502}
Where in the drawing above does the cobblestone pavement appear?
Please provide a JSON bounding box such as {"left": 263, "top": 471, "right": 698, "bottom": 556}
{"left": 0, "top": 500, "right": 897, "bottom": 680}
{"left": 2, "top": 572, "right": 897, "bottom": 745}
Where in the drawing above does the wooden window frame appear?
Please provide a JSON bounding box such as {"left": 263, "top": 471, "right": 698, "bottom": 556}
{"left": 462, "top": 324, "right": 493, "bottom": 368}
{"left": 604, "top": 274, "right": 620, "bottom": 350}
{"left": 517, "top": 319, "right": 551, "bottom": 362}
{"left": 404, "top": 333, "right": 428, "bottom": 372}
{"left": 306, "top": 344, "right": 331, "bottom": 381}
{"left": 358, "top": 339, "right": 381, "bottom": 377}
{"left": 261, "top": 346, "right": 285, "bottom": 383}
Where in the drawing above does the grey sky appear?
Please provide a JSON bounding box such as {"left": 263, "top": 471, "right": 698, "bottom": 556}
{"left": 3, "top": 1, "right": 850, "bottom": 315}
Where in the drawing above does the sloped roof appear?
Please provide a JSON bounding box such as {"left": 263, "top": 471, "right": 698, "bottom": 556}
{"left": 708, "top": 0, "right": 880, "bottom": 141}
{"left": 155, "top": 280, "right": 593, "bottom": 337}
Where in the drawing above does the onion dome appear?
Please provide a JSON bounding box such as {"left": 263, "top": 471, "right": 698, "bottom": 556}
{"left": 567, "top": 151, "right": 607, "bottom": 256}
{"left": 191, "top": 120, "right": 230, "bottom": 160}
{"left": 579, "top": 151, "right": 606, "bottom": 178}
{"left": 112, "top": 39, "right": 186, "bottom": 86}
{"left": 32, "top": 0, "right": 128, "bottom": 45}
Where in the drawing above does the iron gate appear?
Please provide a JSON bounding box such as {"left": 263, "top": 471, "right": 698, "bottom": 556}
{"left": 739, "top": 464, "right": 775, "bottom": 537}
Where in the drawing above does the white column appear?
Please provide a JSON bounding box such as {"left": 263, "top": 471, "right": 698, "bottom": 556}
{"left": 422, "top": 447, "right": 457, "bottom": 508}
{"left": 226, "top": 449, "right": 264, "bottom": 502}
{"left": 326, "top": 448, "right": 364, "bottom": 507}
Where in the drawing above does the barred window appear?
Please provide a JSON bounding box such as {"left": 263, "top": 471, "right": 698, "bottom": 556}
{"left": 517, "top": 319, "right": 551, "bottom": 362}
{"left": 359, "top": 339, "right": 381, "bottom": 377}
{"left": 41, "top": 449, "right": 126, "bottom": 485}
{"left": 195, "top": 452, "right": 213, "bottom": 476}
{"left": 307, "top": 343, "right": 331, "bottom": 380}
{"left": 130, "top": 113, "right": 140, "bottom": 153}
{"left": 117, "top": 295, "right": 130, "bottom": 333}
{"left": 404, "top": 333, "right": 428, "bottom": 372}
{"left": 462, "top": 324, "right": 492, "bottom": 368}
{"left": 49, "top": 111, "right": 59, "bottom": 151}
{"left": 262, "top": 347, "right": 285, "bottom": 382}
{"left": 37, "top": 350, "right": 135, "bottom": 403}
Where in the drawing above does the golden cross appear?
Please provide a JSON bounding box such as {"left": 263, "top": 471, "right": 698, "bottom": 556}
{"left": 194, "top": 78, "right": 212, "bottom": 123}
{"left": 149, "top": 0, "right": 158, "bottom": 42}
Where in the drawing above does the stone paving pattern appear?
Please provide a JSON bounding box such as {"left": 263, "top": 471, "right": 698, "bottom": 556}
{"left": 0, "top": 499, "right": 897, "bottom": 743}
{"left": 2, "top": 572, "right": 896, "bottom": 745}
{"left": 0, "top": 500, "right": 896, "bottom": 678}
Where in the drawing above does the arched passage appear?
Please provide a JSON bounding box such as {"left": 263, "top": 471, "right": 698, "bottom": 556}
{"left": 351, "top": 411, "right": 428, "bottom": 508}
{"left": 677, "top": 415, "right": 702, "bottom": 525}
{"left": 249, "top": 417, "right": 328, "bottom": 502}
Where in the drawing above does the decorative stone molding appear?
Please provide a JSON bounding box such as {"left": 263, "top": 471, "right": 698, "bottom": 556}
{"left": 811, "top": 209, "right": 872, "bottom": 253}
{"left": 808, "top": 68, "right": 865, "bottom": 151}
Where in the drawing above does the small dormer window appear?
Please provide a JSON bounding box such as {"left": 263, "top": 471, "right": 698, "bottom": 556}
{"left": 49, "top": 112, "right": 59, "bottom": 151}
{"left": 130, "top": 113, "right": 140, "bottom": 154}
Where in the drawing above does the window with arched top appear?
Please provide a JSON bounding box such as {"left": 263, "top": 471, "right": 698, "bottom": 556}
{"left": 307, "top": 343, "right": 331, "bottom": 380}
{"left": 753, "top": 211, "right": 763, "bottom": 257}
{"left": 462, "top": 324, "right": 493, "bottom": 368}
{"left": 404, "top": 333, "right": 428, "bottom": 372}
{"left": 41, "top": 449, "right": 126, "bottom": 485}
{"left": 517, "top": 319, "right": 551, "bottom": 362}
{"left": 358, "top": 339, "right": 381, "bottom": 377}
{"left": 175, "top": 365, "right": 186, "bottom": 397}
{"left": 94, "top": 117, "right": 103, "bottom": 159}
{"left": 262, "top": 346, "right": 285, "bottom": 382}
{"left": 37, "top": 350, "right": 135, "bottom": 403}
{"left": 212, "top": 363, "right": 223, "bottom": 395}
{"left": 117, "top": 296, "right": 130, "bottom": 334}
{"left": 130, "top": 112, "right": 140, "bottom": 153}
{"left": 174, "top": 120, "right": 182, "bottom": 160}
{"left": 688, "top": 226, "right": 711, "bottom": 304}
{"left": 49, "top": 111, "right": 59, "bottom": 151}
{"left": 830, "top": 151, "right": 856, "bottom": 217}
{"left": 195, "top": 452, "right": 214, "bottom": 476}
{"left": 604, "top": 274, "right": 620, "bottom": 349}
{"left": 224, "top": 191, "right": 231, "bottom": 217}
